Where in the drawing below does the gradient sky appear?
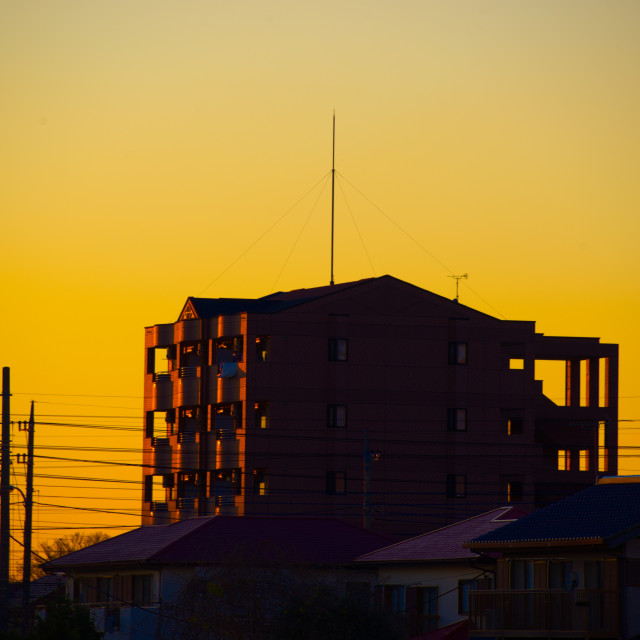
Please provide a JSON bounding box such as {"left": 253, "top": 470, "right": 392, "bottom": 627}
{"left": 2, "top": 1, "right": 639, "bottom": 566}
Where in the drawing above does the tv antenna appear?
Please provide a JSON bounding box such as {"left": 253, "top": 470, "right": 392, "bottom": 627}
{"left": 449, "top": 273, "right": 468, "bottom": 301}
{"left": 330, "top": 111, "right": 336, "bottom": 286}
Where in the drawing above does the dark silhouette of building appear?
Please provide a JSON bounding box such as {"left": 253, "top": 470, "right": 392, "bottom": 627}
{"left": 142, "top": 275, "right": 618, "bottom": 538}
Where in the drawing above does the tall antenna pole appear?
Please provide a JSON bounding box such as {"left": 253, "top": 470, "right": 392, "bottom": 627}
{"left": 330, "top": 112, "right": 336, "bottom": 286}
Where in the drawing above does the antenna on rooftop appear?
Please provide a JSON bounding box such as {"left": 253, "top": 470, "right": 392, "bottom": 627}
{"left": 449, "top": 273, "right": 468, "bottom": 301}
{"left": 330, "top": 111, "right": 335, "bottom": 286}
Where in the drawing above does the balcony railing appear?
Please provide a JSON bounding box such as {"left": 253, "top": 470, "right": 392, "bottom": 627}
{"left": 469, "top": 589, "right": 619, "bottom": 637}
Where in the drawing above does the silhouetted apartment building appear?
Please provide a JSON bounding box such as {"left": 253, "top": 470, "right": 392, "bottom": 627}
{"left": 142, "top": 276, "right": 618, "bottom": 538}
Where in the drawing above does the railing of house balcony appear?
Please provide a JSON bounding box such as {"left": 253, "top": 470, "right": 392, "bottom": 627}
{"left": 469, "top": 589, "right": 620, "bottom": 637}
{"left": 152, "top": 372, "right": 171, "bottom": 382}
{"left": 179, "top": 366, "right": 198, "bottom": 378}
{"left": 178, "top": 497, "right": 196, "bottom": 510}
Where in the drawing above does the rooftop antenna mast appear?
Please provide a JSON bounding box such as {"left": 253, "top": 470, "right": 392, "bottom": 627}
{"left": 449, "top": 273, "right": 468, "bottom": 301}
{"left": 330, "top": 112, "right": 335, "bottom": 286}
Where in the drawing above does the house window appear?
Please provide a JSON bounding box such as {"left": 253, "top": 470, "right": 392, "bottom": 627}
{"left": 448, "top": 342, "right": 467, "bottom": 365}
{"left": 507, "top": 417, "right": 523, "bottom": 435}
{"left": 254, "top": 402, "right": 269, "bottom": 429}
{"left": 256, "top": 336, "right": 270, "bottom": 362}
{"left": 548, "top": 561, "right": 570, "bottom": 589}
{"left": 412, "top": 586, "right": 438, "bottom": 634}
{"left": 132, "top": 574, "right": 153, "bottom": 605}
{"left": 579, "top": 449, "right": 590, "bottom": 471}
{"left": 96, "top": 576, "right": 113, "bottom": 604}
{"left": 507, "top": 481, "right": 523, "bottom": 503}
{"left": 216, "top": 336, "right": 243, "bottom": 362}
{"left": 510, "top": 560, "right": 534, "bottom": 589}
{"left": 558, "top": 449, "right": 570, "bottom": 471}
{"left": 328, "top": 338, "right": 348, "bottom": 362}
{"left": 458, "top": 579, "right": 477, "bottom": 614}
{"left": 447, "top": 408, "right": 467, "bottom": 432}
{"left": 509, "top": 358, "right": 525, "bottom": 369}
{"left": 327, "top": 404, "right": 347, "bottom": 428}
{"left": 383, "top": 585, "right": 405, "bottom": 614}
{"left": 446, "top": 474, "right": 466, "bottom": 498}
{"left": 326, "top": 471, "right": 346, "bottom": 495}
{"left": 253, "top": 468, "right": 268, "bottom": 495}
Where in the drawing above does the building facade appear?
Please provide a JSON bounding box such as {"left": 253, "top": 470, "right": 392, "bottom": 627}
{"left": 142, "top": 276, "right": 618, "bottom": 538}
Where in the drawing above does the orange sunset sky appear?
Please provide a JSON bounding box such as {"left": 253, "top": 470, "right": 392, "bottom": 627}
{"left": 1, "top": 1, "right": 639, "bottom": 570}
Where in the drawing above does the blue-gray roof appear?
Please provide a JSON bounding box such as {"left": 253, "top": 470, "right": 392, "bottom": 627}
{"left": 468, "top": 480, "right": 640, "bottom": 548}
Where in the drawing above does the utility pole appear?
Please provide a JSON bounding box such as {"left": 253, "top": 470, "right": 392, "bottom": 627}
{"left": 21, "top": 402, "right": 35, "bottom": 636}
{"left": 362, "top": 432, "right": 381, "bottom": 530}
{"left": 0, "top": 367, "right": 11, "bottom": 634}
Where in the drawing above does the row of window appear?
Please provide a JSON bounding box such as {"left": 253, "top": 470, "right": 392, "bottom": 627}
{"left": 149, "top": 337, "right": 470, "bottom": 369}
{"left": 148, "top": 404, "right": 526, "bottom": 435}
{"left": 146, "top": 471, "right": 523, "bottom": 503}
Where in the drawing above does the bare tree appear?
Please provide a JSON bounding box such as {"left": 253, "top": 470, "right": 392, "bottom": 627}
{"left": 27, "top": 532, "right": 110, "bottom": 579}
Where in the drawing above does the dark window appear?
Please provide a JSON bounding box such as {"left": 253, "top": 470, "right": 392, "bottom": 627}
{"left": 446, "top": 474, "right": 466, "bottom": 498}
{"left": 327, "top": 404, "right": 347, "bottom": 428}
{"left": 328, "top": 338, "right": 348, "bottom": 362}
{"left": 253, "top": 468, "right": 268, "bottom": 495}
{"left": 144, "top": 475, "right": 153, "bottom": 502}
{"left": 256, "top": 336, "right": 270, "bottom": 362}
{"left": 448, "top": 342, "right": 467, "bottom": 365}
{"left": 408, "top": 586, "right": 438, "bottom": 634}
{"left": 458, "top": 580, "right": 476, "bottom": 615}
{"left": 447, "top": 408, "right": 467, "bottom": 432}
{"left": 507, "top": 417, "right": 523, "bottom": 435}
{"left": 254, "top": 402, "right": 269, "bottom": 429}
{"left": 145, "top": 412, "right": 155, "bottom": 438}
{"left": 510, "top": 560, "right": 534, "bottom": 589}
{"left": 132, "top": 574, "right": 153, "bottom": 605}
{"left": 507, "top": 481, "right": 523, "bottom": 502}
{"left": 548, "top": 561, "right": 570, "bottom": 589}
{"left": 326, "top": 471, "right": 346, "bottom": 494}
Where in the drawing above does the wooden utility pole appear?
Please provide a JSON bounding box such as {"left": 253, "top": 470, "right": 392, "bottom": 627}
{"left": 0, "top": 367, "right": 11, "bottom": 633}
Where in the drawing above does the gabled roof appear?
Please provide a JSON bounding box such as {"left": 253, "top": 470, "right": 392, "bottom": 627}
{"left": 178, "top": 275, "right": 499, "bottom": 322}
{"left": 355, "top": 507, "right": 526, "bottom": 563}
{"left": 467, "top": 480, "right": 640, "bottom": 549}
{"left": 45, "top": 516, "right": 395, "bottom": 571}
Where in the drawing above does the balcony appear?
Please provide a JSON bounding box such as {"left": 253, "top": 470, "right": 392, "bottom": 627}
{"left": 151, "top": 438, "right": 172, "bottom": 474}
{"left": 150, "top": 501, "right": 171, "bottom": 525}
{"left": 151, "top": 372, "right": 173, "bottom": 411}
{"left": 177, "top": 367, "right": 200, "bottom": 406}
{"left": 177, "top": 431, "right": 198, "bottom": 470}
{"left": 216, "top": 429, "right": 240, "bottom": 468}
{"left": 177, "top": 497, "right": 197, "bottom": 518}
{"left": 469, "top": 589, "right": 620, "bottom": 637}
{"left": 146, "top": 324, "right": 174, "bottom": 348}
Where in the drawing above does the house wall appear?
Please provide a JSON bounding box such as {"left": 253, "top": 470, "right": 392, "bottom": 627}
{"left": 142, "top": 278, "right": 618, "bottom": 538}
{"left": 375, "top": 561, "right": 493, "bottom": 628}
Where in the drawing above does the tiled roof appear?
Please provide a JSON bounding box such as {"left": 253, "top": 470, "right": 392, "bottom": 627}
{"left": 468, "top": 481, "right": 640, "bottom": 547}
{"left": 355, "top": 507, "right": 527, "bottom": 563}
{"left": 187, "top": 279, "right": 375, "bottom": 318}
{"left": 45, "top": 516, "right": 395, "bottom": 570}
{"left": 184, "top": 275, "right": 495, "bottom": 320}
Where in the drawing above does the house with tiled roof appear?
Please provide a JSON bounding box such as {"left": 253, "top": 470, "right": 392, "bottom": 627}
{"left": 465, "top": 477, "right": 640, "bottom": 639}
{"left": 355, "top": 506, "right": 527, "bottom": 639}
{"left": 43, "top": 515, "right": 395, "bottom": 640}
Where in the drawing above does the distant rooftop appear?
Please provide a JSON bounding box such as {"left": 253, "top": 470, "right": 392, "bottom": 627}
{"left": 356, "top": 507, "right": 526, "bottom": 563}
{"left": 468, "top": 479, "right": 640, "bottom": 549}
{"left": 45, "top": 516, "right": 396, "bottom": 570}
